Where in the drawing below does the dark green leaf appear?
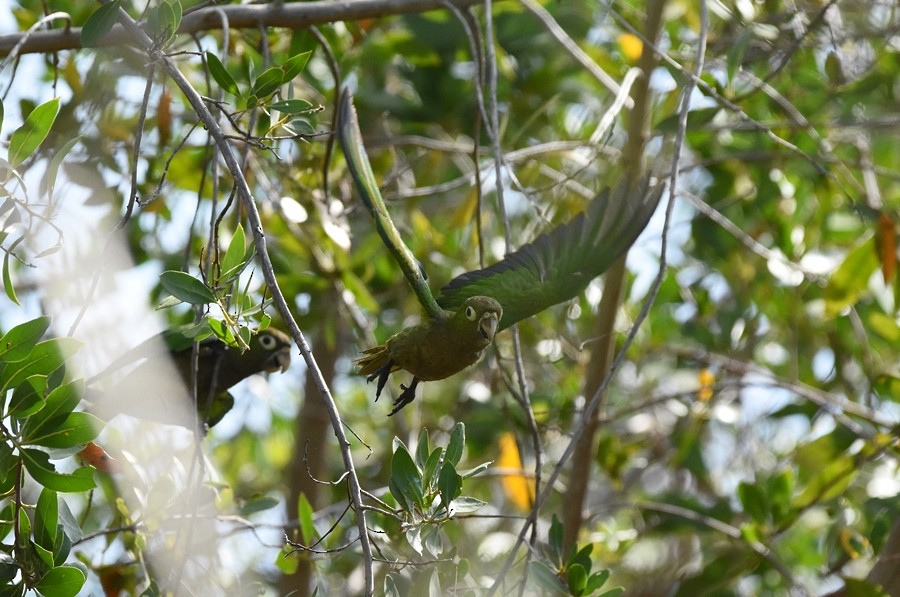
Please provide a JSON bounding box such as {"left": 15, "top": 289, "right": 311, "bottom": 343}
{"left": 81, "top": 1, "right": 121, "bottom": 47}
{"left": 438, "top": 461, "right": 461, "bottom": 513}
{"left": 217, "top": 223, "right": 248, "bottom": 286}
{"left": 19, "top": 380, "right": 83, "bottom": 434}
{"left": 415, "top": 428, "right": 430, "bottom": 469}
{"left": 206, "top": 52, "right": 240, "bottom": 97}
{"left": 0, "top": 316, "right": 51, "bottom": 362}
{"left": 159, "top": 270, "right": 216, "bottom": 305}
{"left": 269, "top": 99, "right": 314, "bottom": 114}
{"left": 738, "top": 481, "right": 769, "bottom": 524}
{"left": 389, "top": 440, "right": 423, "bottom": 511}
{"left": 34, "top": 565, "right": 85, "bottom": 597}
{"left": 21, "top": 449, "right": 95, "bottom": 493}
{"left": 445, "top": 422, "right": 465, "bottom": 466}
{"left": 567, "top": 563, "right": 587, "bottom": 596}
{"left": 281, "top": 51, "right": 311, "bottom": 83}
{"left": 549, "top": 514, "right": 564, "bottom": 565}
{"left": 585, "top": 569, "right": 611, "bottom": 593}
{"left": 25, "top": 412, "right": 101, "bottom": 450}
{"left": 252, "top": 67, "right": 284, "bottom": 99}
{"left": 422, "top": 447, "right": 443, "bottom": 490}
{"left": 34, "top": 488, "right": 58, "bottom": 552}
{"left": 239, "top": 495, "right": 279, "bottom": 517}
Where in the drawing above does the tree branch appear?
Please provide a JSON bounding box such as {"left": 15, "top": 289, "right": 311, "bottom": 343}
{"left": 107, "top": 8, "right": 376, "bottom": 596}
{"left": 0, "top": 0, "right": 486, "bottom": 57}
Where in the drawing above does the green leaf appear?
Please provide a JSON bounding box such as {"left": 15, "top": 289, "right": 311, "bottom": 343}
{"left": 281, "top": 51, "right": 311, "bottom": 83}
{"left": 0, "top": 316, "right": 51, "bottom": 362}
{"left": 297, "top": 493, "right": 317, "bottom": 544}
{"left": 159, "top": 270, "right": 216, "bottom": 305}
{"left": 81, "top": 0, "right": 121, "bottom": 47}
{"left": 598, "top": 588, "right": 625, "bottom": 597}
{"left": 34, "top": 488, "right": 58, "bottom": 552}
{"left": 567, "top": 563, "right": 587, "bottom": 596}
{"left": 389, "top": 440, "right": 423, "bottom": 511}
{"left": 445, "top": 422, "right": 465, "bottom": 466}
{"left": 34, "top": 565, "right": 86, "bottom": 597}
{"left": 549, "top": 514, "right": 564, "bottom": 565}
{"left": 585, "top": 569, "right": 611, "bottom": 593}
{"left": 24, "top": 412, "right": 101, "bottom": 450}
{"left": 438, "top": 461, "right": 461, "bottom": 513}
{"left": 239, "top": 495, "right": 279, "bottom": 517}
{"left": 252, "top": 67, "right": 284, "bottom": 100}
{"left": 823, "top": 235, "right": 878, "bottom": 318}
{"left": 449, "top": 495, "right": 485, "bottom": 513}
{"left": 737, "top": 481, "right": 769, "bottom": 524}
{"left": 269, "top": 99, "right": 314, "bottom": 114}
{"left": 206, "top": 52, "right": 240, "bottom": 97}
{"left": 422, "top": 447, "right": 443, "bottom": 490}
{"left": 9, "top": 98, "right": 61, "bottom": 167}
{"left": 19, "top": 379, "right": 83, "bottom": 433}
{"left": 2, "top": 250, "right": 18, "bottom": 305}
{"left": 415, "top": 428, "right": 430, "bottom": 469}
{"left": 459, "top": 461, "right": 491, "bottom": 479}
{"left": 528, "top": 560, "right": 567, "bottom": 595}
{"left": 0, "top": 338, "right": 82, "bottom": 395}
{"left": 218, "top": 224, "right": 249, "bottom": 286}
{"left": 21, "top": 449, "right": 95, "bottom": 493}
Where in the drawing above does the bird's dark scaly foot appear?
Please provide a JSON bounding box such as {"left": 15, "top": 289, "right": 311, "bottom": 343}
{"left": 366, "top": 359, "right": 394, "bottom": 402}
{"left": 389, "top": 377, "right": 420, "bottom": 416}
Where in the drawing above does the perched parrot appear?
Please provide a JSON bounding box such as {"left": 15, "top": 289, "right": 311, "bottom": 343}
{"left": 338, "top": 90, "right": 662, "bottom": 415}
{"left": 88, "top": 327, "right": 292, "bottom": 429}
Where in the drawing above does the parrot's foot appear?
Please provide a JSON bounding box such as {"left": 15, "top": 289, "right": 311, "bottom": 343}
{"left": 389, "top": 378, "right": 420, "bottom": 416}
{"left": 366, "top": 359, "right": 395, "bottom": 402}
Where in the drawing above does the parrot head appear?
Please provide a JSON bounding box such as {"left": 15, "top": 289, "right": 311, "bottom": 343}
{"left": 250, "top": 328, "right": 293, "bottom": 373}
{"left": 457, "top": 296, "right": 502, "bottom": 347}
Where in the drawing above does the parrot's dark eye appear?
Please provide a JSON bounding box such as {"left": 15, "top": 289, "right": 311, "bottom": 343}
{"left": 465, "top": 306, "right": 477, "bottom": 320}
{"left": 259, "top": 334, "right": 277, "bottom": 350}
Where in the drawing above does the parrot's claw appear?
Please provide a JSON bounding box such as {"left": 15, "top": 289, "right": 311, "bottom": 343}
{"left": 367, "top": 360, "right": 394, "bottom": 402}
{"left": 389, "top": 377, "right": 420, "bottom": 416}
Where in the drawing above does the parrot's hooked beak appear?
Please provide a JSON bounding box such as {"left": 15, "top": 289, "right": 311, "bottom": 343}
{"left": 267, "top": 348, "right": 292, "bottom": 373}
{"left": 479, "top": 313, "right": 499, "bottom": 342}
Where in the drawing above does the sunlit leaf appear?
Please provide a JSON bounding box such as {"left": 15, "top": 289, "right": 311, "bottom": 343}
{"left": 159, "top": 270, "right": 216, "bottom": 305}
{"left": 206, "top": 51, "right": 241, "bottom": 97}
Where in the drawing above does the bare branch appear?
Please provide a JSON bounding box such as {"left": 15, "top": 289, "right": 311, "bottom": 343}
{"left": 0, "top": 0, "right": 485, "bottom": 57}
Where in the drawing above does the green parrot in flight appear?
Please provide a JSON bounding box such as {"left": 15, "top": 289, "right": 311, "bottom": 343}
{"left": 338, "top": 90, "right": 662, "bottom": 415}
{"left": 88, "top": 327, "right": 292, "bottom": 429}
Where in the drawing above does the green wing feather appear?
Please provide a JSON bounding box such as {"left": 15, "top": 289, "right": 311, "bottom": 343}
{"left": 437, "top": 177, "right": 663, "bottom": 331}
{"left": 337, "top": 89, "right": 441, "bottom": 319}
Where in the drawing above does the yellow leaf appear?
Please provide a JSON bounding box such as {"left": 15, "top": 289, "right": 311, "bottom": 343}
{"left": 497, "top": 433, "right": 534, "bottom": 511}
{"left": 618, "top": 33, "right": 643, "bottom": 62}
{"left": 698, "top": 368, "right": 715, "bottom": 402}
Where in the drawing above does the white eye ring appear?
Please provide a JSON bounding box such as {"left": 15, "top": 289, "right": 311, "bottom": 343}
{"left": 259, "top": 334, "right": 277, "bottom": 350}
{"left": 465, "top": 306, "right": 477, "bottom": 320}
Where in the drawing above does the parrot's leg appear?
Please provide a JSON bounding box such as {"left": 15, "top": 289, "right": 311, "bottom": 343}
{"left": 389, "top": 378, "right": 420, "bottom": 416}
{"left": 366, "top": 359, "right": 395, "bottom": 401}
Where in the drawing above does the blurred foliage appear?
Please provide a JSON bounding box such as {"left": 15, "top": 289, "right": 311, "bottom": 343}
{"left": 0, "top": 0, "right": 899, "bottom": 595}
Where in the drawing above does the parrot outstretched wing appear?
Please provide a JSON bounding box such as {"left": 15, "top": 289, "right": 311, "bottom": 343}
{"left": 437, "top": 177, "right": 663, "bottom": 331}
{"left": 337, "top": 89, "right": 441, "bottom": 319}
